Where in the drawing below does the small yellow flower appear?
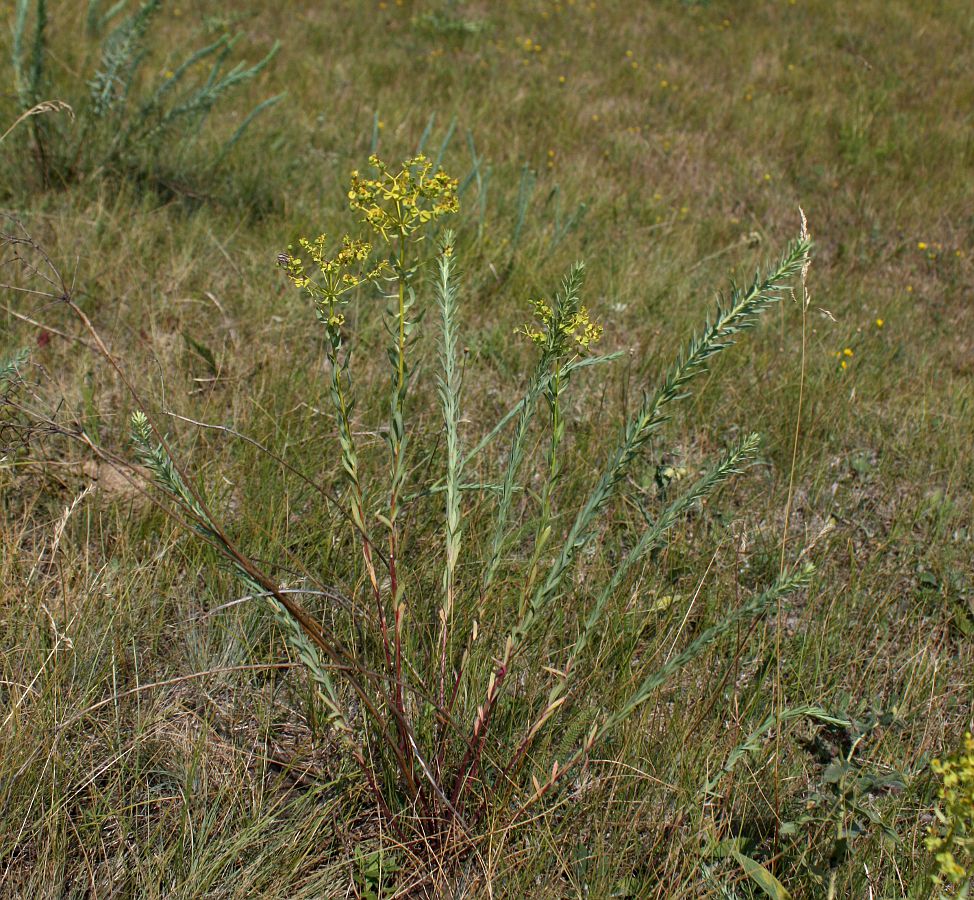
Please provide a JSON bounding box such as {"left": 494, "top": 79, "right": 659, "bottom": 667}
{"left": 558, "top": 75, "right": 566, "bottom": 84}
{"left": 918, "top": 241, "right": 928, "bottom": 250}
{"left": 875, "top": 318, "right": 884, "bottom": 328}
{"left": 843, "top": 347, "right": 854, "bottom": 357}
{"left": 279, "top": 234, "right": 387, "bottom": 331}
{"left": 164, "top": 70, "right": 175, "bottom": 79}
{"left": 840, "top": 360, "right": 847, "bottom": 370}
{"left": 516, "top": 296, "right": 603, "bottom": 355}
{"left": 926, "top": 733, "right": 974, "bottom": 888}
{"left": 348, "top": 154, "right": 459, "bottom": 243}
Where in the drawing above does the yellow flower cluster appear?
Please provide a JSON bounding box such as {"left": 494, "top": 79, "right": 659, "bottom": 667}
{"left": 927, "top": 733, "right": 974, "bottom": 889}
{"left": 279, "top": 234, "right": 386, "bottom": 328}
{"left": 832, "top": 347, "right": 854, "bottom": 369}
{"left": 516, "top": 297, "right": 603, "bottom": 353}
{"left": 348, "top": 154, "right": 459, "bottom": 242}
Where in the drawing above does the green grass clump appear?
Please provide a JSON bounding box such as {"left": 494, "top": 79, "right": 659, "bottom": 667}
{"left": 1, "top": 1, "right": 972, "bottom": 895}
{"left": 8, "top": 0, "right": 280, "bottom": 195}
{"left": 127, "top": 152, "right": 813, "bottom": 885}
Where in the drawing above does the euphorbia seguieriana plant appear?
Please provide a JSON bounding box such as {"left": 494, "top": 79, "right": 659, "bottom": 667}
{"left": 131, "top": 153, "right": 813, "bottom": 855}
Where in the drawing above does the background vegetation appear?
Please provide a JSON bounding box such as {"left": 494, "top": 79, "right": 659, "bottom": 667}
{"left": 1, "top": 0, "right": 972, "bottom": 896}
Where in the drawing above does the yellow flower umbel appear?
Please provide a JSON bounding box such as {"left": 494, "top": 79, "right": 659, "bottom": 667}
{"left": 279, "top": 234, "right": 386, "bottom": 330}
{"left": 927, "top": 733, "right": 974, "bottom": 891}
{"left": 516, "top": 296, "right": 603, "bottom": 356}
{"left": 348, "top": 154, "right": 459, "bottom": 243}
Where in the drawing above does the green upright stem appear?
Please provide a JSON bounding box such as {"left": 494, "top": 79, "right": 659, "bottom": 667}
{"left": 388, "top": 236, "right": 410, "bottom": 771}
{"left": 524, "top": 365, "right": 564, "bottom": 601}
{"left": 325, "top": 335, "right": 393, "bottom": 681}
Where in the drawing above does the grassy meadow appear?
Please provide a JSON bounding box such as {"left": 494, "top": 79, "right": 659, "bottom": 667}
{"left": 1, "top": 0, "right": 973, "bottom": 896}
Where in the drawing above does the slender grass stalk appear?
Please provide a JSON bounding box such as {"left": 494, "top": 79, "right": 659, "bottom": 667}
{"left": 130, "top": 411, "right": 348, "bottom": 731}
{"left": 555, "top": 432, "right": 762, "bottom": 698}
{"left": 522, "top": 237, "right": 812, "bottom": 650}
{"left": 417, "top": 350, "right": 621, "bottom": 501}
{"left": 11, "top": 0, "right": 50, "bottom": 180}
{"left": 0, "top": 100, "right": 72, "bottom": 145}
{"left": 511, "top": 163, "right": 535, "bottom": 252}
{"left": 775, "top": 209, "right": 813, "bottom": 857}
{"left": 480, "top": 353, "right": 549, "bottom": 594}
{"left": 435, "top": 233, "right": 463, "bottom": 715}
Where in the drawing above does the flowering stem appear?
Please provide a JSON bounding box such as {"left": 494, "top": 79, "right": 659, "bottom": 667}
{"left": 325, "top": 333, "right": 394, "bottom": 684}
{"left": 388, "top": 233, "right": 411, "bottom": 774}
{"left": 482, "top": 354, "right": 550, "bottom": 596}
{"left": 524, "top": 364, "right": 565, "bottom": 600}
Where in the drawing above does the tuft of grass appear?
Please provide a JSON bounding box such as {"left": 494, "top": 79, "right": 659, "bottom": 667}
{"left": 1, "top": 0, "right": 972, "bottom": 894}
{"left": 124, "top": 153, "right": 814, "bottom": 884}
{"left": 7, "top": 0, "right": 281, "bottom": 196}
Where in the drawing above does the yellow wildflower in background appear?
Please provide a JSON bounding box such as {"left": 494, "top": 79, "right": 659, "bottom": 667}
{"left": 926, "top": 733, "right": 974, "bottom": 891}
{"left": 348, "top": 154, "right": 459, "bottom": 243}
